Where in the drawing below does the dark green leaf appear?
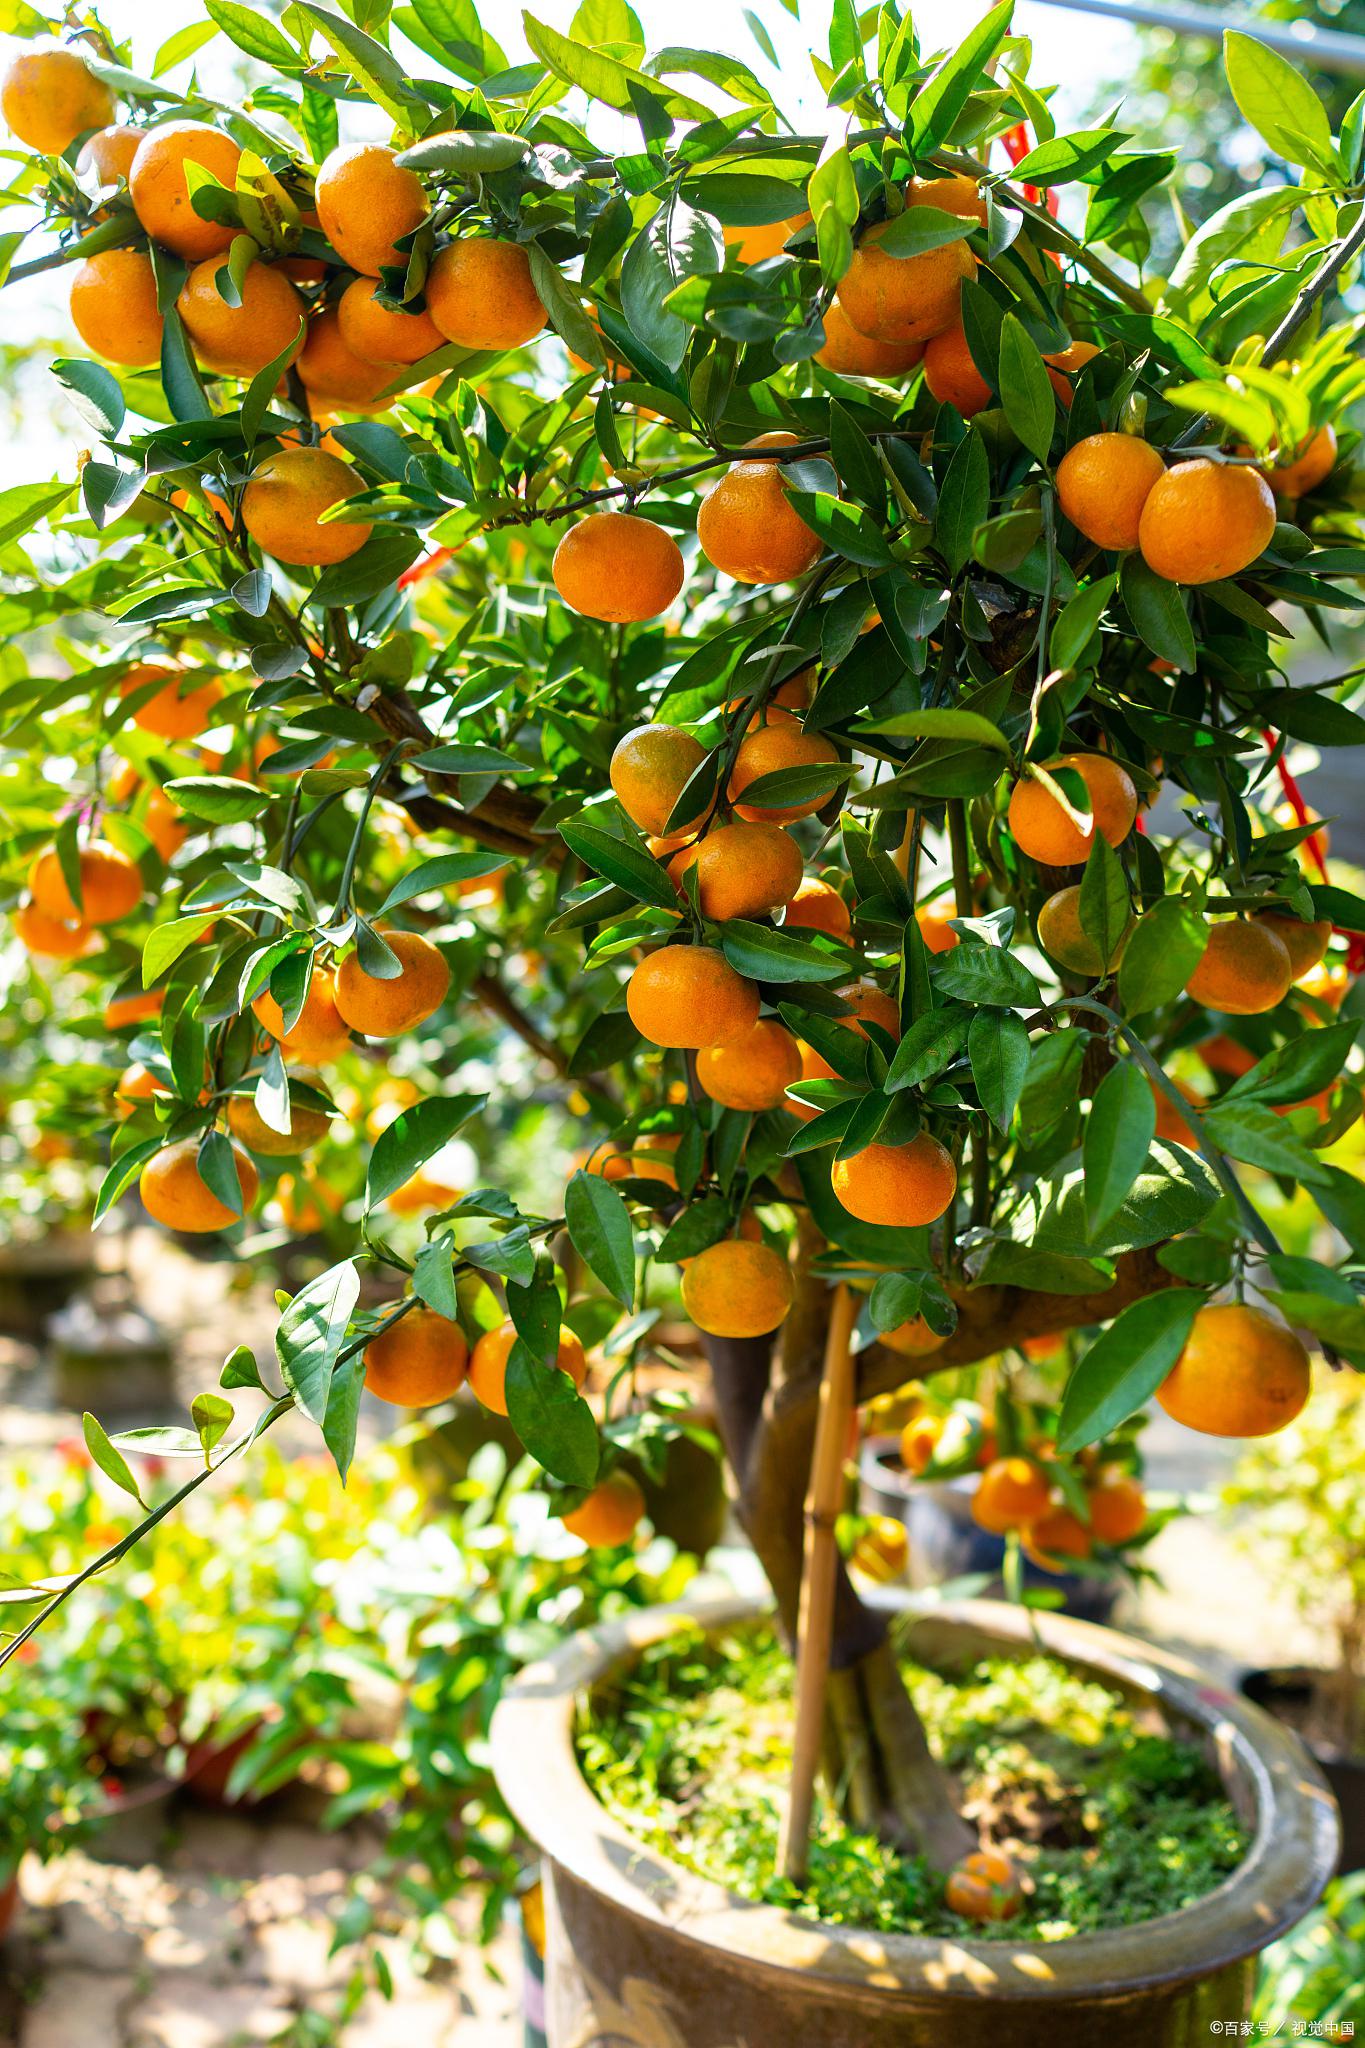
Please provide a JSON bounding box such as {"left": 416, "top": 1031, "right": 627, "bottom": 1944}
{"left": 1122, "top": 555, "right": 1195, "bottom": 668}
{"left": 1117, "top": 897, "right": 1208, "bottom": 1014}
{"left": 276, "top": 1260, "right": 360, "bottom": 1427}
{"left": 931, "top": 942, "right": 1041, "bottom": 1008}
{"left": 82, "top": 1413, "right": 146, "bottom": 1506}
{"left": 366, "top": 1094, "right": 484, "bottom": 1207}
{"left": 1056, "top": 1289, "right": 1199, "bottom": 1452}
{"left": 565, "top": 1168, "right": 636, "bottom": 1307}
{"left": 1084, "top": 1060, "right": 1156, "bottom": 1238}
{"left": 884, "top": 1005, "right": 971, "bottom": 1090}
{"left": 969, "top": 1010, "right": 1030, "bottom": 1132}
{"left": 505, "top": 1341, "right": 600, "bottom": 1485}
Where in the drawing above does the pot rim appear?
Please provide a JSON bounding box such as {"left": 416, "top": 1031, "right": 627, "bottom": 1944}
{"left": 491, "top": 1590, "right": 1340, "bottom": 2004}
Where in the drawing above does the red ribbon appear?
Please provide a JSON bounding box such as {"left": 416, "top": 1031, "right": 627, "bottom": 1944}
{"left": 1003, "top": 123, "right": 1061, "bottom": 264}
{"left": 396, "top": 545, "right": 455, "bottom": 590}
{"left": 1261, "top": 728, "right": 1365, "bottom": 970}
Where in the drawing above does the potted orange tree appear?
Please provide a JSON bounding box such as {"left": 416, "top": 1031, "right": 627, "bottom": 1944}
{"left": 0, "top": 0, "right": 1360, "bottom": 2036}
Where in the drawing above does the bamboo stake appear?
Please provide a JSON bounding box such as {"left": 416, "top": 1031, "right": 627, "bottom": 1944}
{"left": 778, "top": 1281, "right": 860, "bottom": 1883}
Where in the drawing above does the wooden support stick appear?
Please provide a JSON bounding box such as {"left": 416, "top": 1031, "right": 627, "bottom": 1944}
{"left": 778, "top": 1281, "right": 859, "bottom": 1883}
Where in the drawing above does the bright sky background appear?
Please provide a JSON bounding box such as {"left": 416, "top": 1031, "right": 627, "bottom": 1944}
{"left": 1, "top": 0, "right": 1139, "bottom": 477}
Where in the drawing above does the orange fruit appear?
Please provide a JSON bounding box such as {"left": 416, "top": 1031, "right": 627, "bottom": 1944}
{"left": 425, "top": 238, "right": 545, "bottom": 351}
{"left": 785, "top": 1038, "right": 838, "bottom": 1122}
{"left": 972, "top": 1456, "right": 1052, "bottom": 1535}
{"left": 118, "top": 662, "right": 222, "bottom": 742}
{"left": 680, "top": 1238, "right": 794, "bottom": 1338}
{"left": 334, "top": 929, "right": 450, "bottom": 1038}
{"left": 630, "top": 1131, "right": 683, "bottom": 1188}
{"left": 1086, "top": 1470, "right": 1147, "bottom": 1544}
{"left": 385, "top": 1169, "right": 462, "bottom": 1216}
{"left": 177, "top": 257, "right": 305, "bottom": 378}
{"left": 834, "top": 220, "right": 974, "bottom": 345}
{"left": 1022, "top": 1506, "right": 1093, "bottom": 1570}
{"left": 945, "top": 1849, "right": 1022, "bottom": 1923}
{"left": 852, "top": 1514, "right": 910, "bottom": 1581}
{"left": 1007, "top": 753, "right": 1138, "bottom": 867}
{"left": 252, "top": 968, "right": 351, "bottom": 1063}
{"left": 676, "top": 821, "right": 803, "bottom": 922}
{"left": 922, "top": 326, "right": 991, "bottom": 416}
{"left": 2, "top": 49, "right": 113, "bottom": 155}
{"left": 69, "top": 248, "right": 164, "bottom": 367}
{"left": 784, "top": 877, "right": 851, "bottom": 939}
{"left": 1157, "top": 1303, "right": 1310, "bottom": 1438}
{"left": 29, "top": 840, "right": 141, "bottom": 925}
{"left": 363, "top": 1305, "right": 468, "bottom": 1407}
{"left": 609, "top": 723, "right": 707, "bottom": 836}
{"left": 900, "top": 1413, "right": 944, "bottom": 1473}
{"left": 336, "top": 275, "right": 444, "bottom": 366}
{"left": 1185, "top": 918, "right": 1293, "bottom": 1016}
{"left": 626, "top": 946, "right": 760, "bottom": 1049}
{"left": 552, "top": 513, "right": 685, "bottom": 624}
{"left": 562, "top": 1470, "right": 646, "bottom": 1546}
{"left": 728, "top": 723, "right": 840, "bottom": 823}
{"left": 467, "top": 1319, "right": 587, "bottom": 1415}
{"left": 837, "top": 980, "right": 901, "bottom": 1038}
{"left": 723, "top": 211, "right": 811, "bottom": 263}
{"left": 80, "top": 123, "right": 141, "bottom": 186}
{"left": 314, "top": 142, "right": 428, "bottom": 276}
{"left": 13, "top": 899, "right": 94, "bottom": 959}
{"left": 1056, "top": 433, "right": 1166, "bottom": 552}
{"left": 1137, "top": 459, "right": 1276, "bottom": 585}
{"left": 1296, "top": 960, "right": 1350, "bottom": 1010}
{"left": 1199, "top": 1034, "right": 1257, "bottom": 1080}
{"left": 915, "top": 902, "right": 959, "bottom": 955}
{"left": 227, "top": 1076, "right": 333, "bottom": 1157}
{"left": 831, "top": 1133, "right": 957, "bottom": 1228}
{"left": 1260, "top": 424, "right": 1336, "bottom": 500}
{"left": 906, "top": 172, "right": 987, "bottom": 225}
{"left": 129, "top": 121, "right": 242, "bottom": 260}
{"left": 1255, "top": 911, "right": 1331, "bottom": 982}
{"left": 241, "top": 448, "right": 373, "bottom": 568}
{"left": 1044, "top": 338, "right": 1102, "bottom": 406}
{"left": 116, "top": 1062, "right": 169, "bottom": 1111}
{"left": 103, "top": 987, "right": 163, "bottom": 1029}
{"left": 816, "top": 300, "right": 923, "bottom": 377}
{"left": 140, "top": 785, "right": 187, "bottom": 863}
{"left": 882, "top": 1316, "right": 947, "bottom": 1358}
{"left": 696, "top": 1016, "right": 802, "bottom": 1111}
{"left": 697, "top": 433, "right": 823, "bottom": 585}
{"left": 140, "top": 1138, "right": 258, "bottom": 1233}
{"left": 297, "top": 307, "right": 396, "bottom": 409}
{"left": 1150, "top": 1077, "right": 1200, "bottom": 1144}
{"left": 1036, "top": 882, "right": 1129, "bottom": 976}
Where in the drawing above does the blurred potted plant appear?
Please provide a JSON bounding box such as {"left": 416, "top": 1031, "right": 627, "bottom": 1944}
{"left": 1226, "top": 1385, "right": 1365, "bottom": 1869}
{"left": 0, "top": 1674, "right": 105, "bottom": 1935}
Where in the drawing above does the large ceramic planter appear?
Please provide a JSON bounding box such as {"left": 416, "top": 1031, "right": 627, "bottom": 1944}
{"left": 492, "top": 1592, "right": 1339, "bottom": 2048}
{"left": 1242, "top": 1666, "right": 1365, "bottom": 1873}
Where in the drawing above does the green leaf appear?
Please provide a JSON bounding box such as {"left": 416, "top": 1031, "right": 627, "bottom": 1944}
{"left": 1036, "top": 1145, "right": 1220, "bottom": 1255}
{"left": 296, "top": 1, "right": 428, "bottom": 125}
{"left": 1117, "top": 897, "right": 1208, "bottom": 1014}
{"left": 220, "top": 1344, "right": 265, "bottom": 1392}
{"left": 412, "top": 743, "right": 531, "bottom": 776}
{"left": 969, "top": 1010, "right": 1030, "bottom": 1132}
{"left": 1084, "top": 1060, "right": 1156, "bottom": 1238}
{"left": 323, "top": 1347, "right": 365, "bottom": 1484}
{"left": 164, "top": 776, "right": 271, "bottom": 824}
{"left": 1056, "top": 1289, "right": 1199, "bottom": 1453}
{"left": 935, "top": 429, "right": 989, "bottom": 578}
{"left": 861, "top": 708, "right": 1008, "bottom": 751}
{"left": 1050, "top": 574, "right": 1116, "bottom": 672}
{"left": 366, "top": 1094, "right": 484, "bottom": 1207}
{"left": 82, "top": 1412, "right": 146, "bottom": 1507}
{"left": 412, "top": 1236, "right": 459, "bottom": 1320}
{"left": 52, "top": 358, "right": 125, "bottom": 439}
{"left": 1078, "top": 835, "right": 1131, "bottom": 972}
{"left": 732, "top": 761, "right": 851, "bottom": 810}
{"left": 909, "top": 0, "right": 1014, "bottom": 153}
{"left": 1010, "top": 128, "right": 1127, "bottom": 185}
{"left": 310, "top": 531, "right": 422, "bottom": 608}
{"left": 721, "top": 921, "right": 848, "bottom": 983}
{"left": 884, "top": 1005, "right": 971, "bottom": 1090}
{"left": 523, "top": 11, "right": 708, "bottom": 117}
{"left": 873, "top": 207, "right": 976, "bottom": 259}
{"left": 275, "top": 1260, "right": 360, "bottom": 1427}
{"left": 997, "top": 313, "right": 1055, "bottom": 464}
{"left": 565, "top": 1168, "right": 636, "bottom": 1308}
{"left": 783, "top": 491, "right": 890, "bottom": 569}
{"left": 142, "top": 914, "right": 218, "bottom": 988}
{"left": 931, "top": 942, "right": 1041, "bottom": 1009}
{"left": 809, "top": 140, "right": 858, "bottom": 283}
{"left": 505, "top": 1341, "right": 600, "bottom": 1485}
{"left": 560, "top": 817, "right": 679, "bottom": 910}
{"left": 1258, "top": 688, "right": 1365, "bottom": 748}
{"left": 205, "top": 0, "right": 302, "bottom": 66}
{"left": 375, "top": 852, "right": 507, "bottom": 916}
{"left": 1201, "top": 1100, "right": 1332, "bottom": 1186}
{"left": 1224, "top": 1020, "right": 1359, "bottom": 1107}
{"left": 159, "top": 308, "right": 212, "bottom": 423}
{"left": 241, "top": 320, "right": 306, "bottom": 445}
{"left": 190, "top": 1391, "right": 234, "bottom": 1460}
{"left": 396, "top": 131, "right": 529, "bottom": 173}
{"left": 1121, "top": 555, "right": 1195, "bottom": 668}
{"left": 1224, "top": 29, "right": 1335, "bottom": 173}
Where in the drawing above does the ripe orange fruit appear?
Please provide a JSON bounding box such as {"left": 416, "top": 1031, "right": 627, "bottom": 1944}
{"left": 837, "top": 980, "right": 901, "bottom": 1038}
{"left": 1022, "top": 1506, "right": 1093, "bottom": 1570}
{"left": 1044, "top": 338, "right": 1102, "bottom": 406}
{"left": 552, "top": 513, "right": 685, "bottom": 624}
{"left": 1198, "top": 1034, "right": 1257, "bottom": 1080}
{"left": 140, "top": 1138, "right": 258, "bottom": 1233}
{"left": 252, "top": 969, "right": 351, "bottom": 1064}
{"left": 915, "top": 902, "right": 959, "bottom": 955}
{"left": 297, "top": 308, "right": 396, "bottom": 409}
{"left": 922, "top": 326, "right": 991, "bottom": 416}
{"left": 972, "top": 1457, "right": 1052, "bottom": 1534}
{"left": 562, "top": 1470, "right": 646, "bottom": 1546}
{"left": 723, "top": 211, "right": 811, "bottom": 263}
{"left": 115, "top": 1062, "right": 169, "bottom": 1112}
{"left": 697, "top": 433, "right": 823, "bottom": 585}
{"left": 467, "top": 1319, "right": 587, "bottom": 1415}
{"left": 831, "top": 1133, "right": 957, "bottom": 1228}
{"left": 363, "top": 1305, "right": 468, "bottom": 1407}
{"left": 1260, "top": 424, "right": 1336, "bottom": 500}
{"left": 334, "top": 929, "right": 450, "bottom": 1038}
{"left": 80, "top": 123, "right": 141, "bottom": 186}
{"left": 945, "top": 1849, "right": 1022, "bottom": 1923}
{"left": 1036, "top": 883, "right": 1129, "bottom": 976}
{"left": 118, "top": 662, "right": 222, "bottom": 742}
{"left": 103, "top": 988, "right": 163, "bottom": 1029}
{"left": 630, "top": 1131, "right": 683, "bottom": 1188}
{"left": 29, "top": 840, "right": 141, "bottom": 925}
{"left": 314, "top": 142, "right": 428, "bottom": 276}
{"left": 140, "top": 785, "right": 187, "bottom": 863}
{"left": 1150, "top": 1076, "right": 1200, "bottom": 1144}
{"left": 336, "top": 276, "right": 444, "bottom": 366}
{"left": 816, "top": 300, "right": 924, "bottom": 377}
{"left": 906, "top": 172, "right": 987, "bottom": 225}
{"left": 609, "top": 723, "right": 707, "bottom": 836}
{"left": 385, "top": 1168, "right": 462, "bottom": 1216}
{"left": 696, "top": 1016, "right": 802, "bottom": 1110}
{"left": 1255, "top": 911, "right": 1331, "bottom": 982}
{"left": 177, "top": 257, "right": 304, "bottom": 378}
{"left": 677, "top": 821, "right": 803, "bottom": 923}
{"left": 1185, "top": 918, "right": 1293, "bottom": 1016}
{"left": 900, "top": 1413, "right": 944, "bottom": 1473}
{"left": 1056, "top": 433, "right": 1166, "bottom": 552}
{"left": 2, "top": 49, "right": 113, "bottom": 154}
{"left": 227, "top": 1077, "right": 333, "bottom": 1157}
{"left": 425, "top": 238, "right": 545, "bottom": 351}
{"left": 129, "top": 121, "right": 241, "bottom": 260}
{"left": 1157, "top": 1303, "right": 1310, "bottom": 1438}
{"left": 241, "top": 448, "right": 373, "bottom": 569}
{"left": 1296, "top": 960, "right": 1350, "bottom": 1010}
{"left": 1086, "top": 1470, "right": 1147, "bottom": 1544}
{"left": 785, "top": 1038, "right": 837, "bottom": 1122}
{"left": 680, "top": 1238, "right": 794, "bottom": 1338}
{"left": 1007, "top": 753, "right": 1138, "bottom": 867}
{"left": 626, "top": 946, "right": 760, "bottom": 1049}
{"left": 852, "top": 1514, "right": 910, "bottom": 1581}
{"left": 834, "top": 220, "right": 975, "bottom": 345}
{"left": 69, "top": 248, "right": 164, "bottom": 367}
{"left": 1137, "top": 458, "right": 1276, "bottom": 585}
{"left": 13, "top": 899, "right": 94, "bottom": 959}
{"left": 784, "top": 877, "right": 851, "bottom": 939}
{"left": 728, "top": 723, "right": 840, "bottom": 823}
{"left": 882, "top": 1316, "right": 947, "bottom": 1358}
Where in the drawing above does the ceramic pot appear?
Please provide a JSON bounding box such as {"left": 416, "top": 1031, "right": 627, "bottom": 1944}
{"left": 1241, "top": 1666, "right": 1365, "bottom": 1872}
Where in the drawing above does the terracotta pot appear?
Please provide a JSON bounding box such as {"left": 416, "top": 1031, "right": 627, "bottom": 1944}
{"left": 492, "top": 1592, "right": 1339, "bottom": 2048}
